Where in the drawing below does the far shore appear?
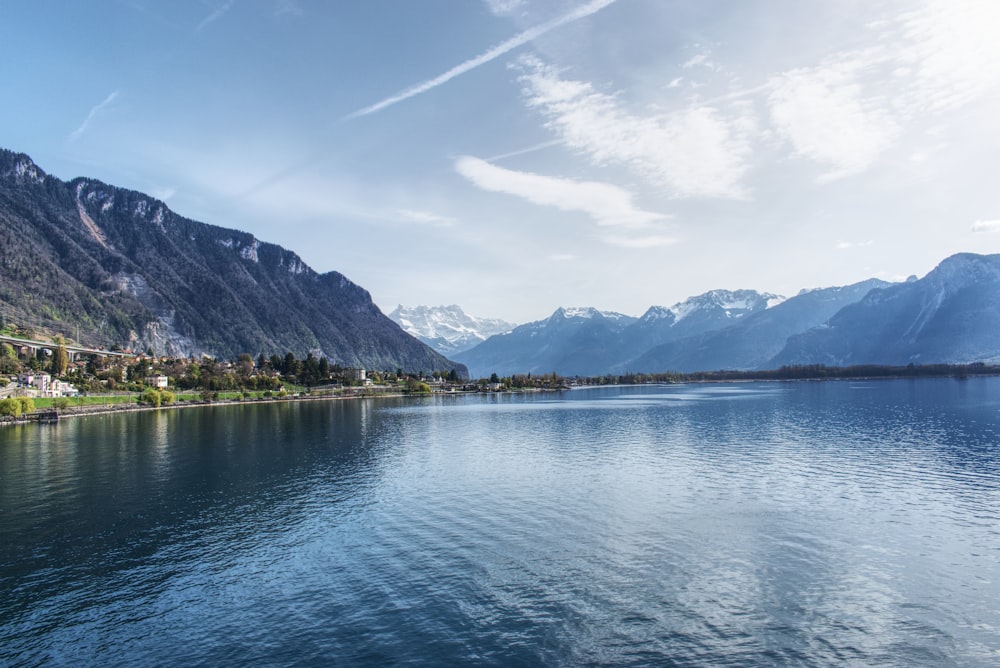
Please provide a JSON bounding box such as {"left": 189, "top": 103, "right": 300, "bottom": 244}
{"left": 0, "top": 385, "right": 564, "bottom": 426}
{"left": 5, "top": 363, "right": 998, "bottom": 427}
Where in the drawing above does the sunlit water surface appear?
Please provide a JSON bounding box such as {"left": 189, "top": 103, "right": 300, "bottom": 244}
{"left": 2, "top": 379, "right": 999, "bottom": 666}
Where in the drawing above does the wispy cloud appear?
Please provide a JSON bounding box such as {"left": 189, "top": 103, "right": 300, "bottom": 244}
{"left": 602, "top": 234, "right": 677, "bottom": 249}
{"left": 763, "top": 0, "right": 1000, "bottom": 182}
{"left": 455, "top": 155, "right": 666, "bottom": 228}
{"left": 197, "top": 0, "right": 236, "bottom": 32}
{"left": 972, "top": 219, "right": 1000, "bottom": 233}
{"left": 768, "top": 60, "right": 902, "bottom": 183}
{"left": 68, "top": 91, "right": 120, "bottom": 142}
{"left": 345, "top": 0, "right": 617, "bottom": 119}
{"left": 516, "top": 56, "right": 753, "bottom": 199}
{"left": 487, "top": 139, "right": 562, "bottom": 162}
{"left": 393, "top": 209, "right": 457, "bottom": 227}
{"left": 835, "top": 240, "right": 875, "bottom": 250}
{"left": 484, "top": 0, "right": 526, "bottom": 16}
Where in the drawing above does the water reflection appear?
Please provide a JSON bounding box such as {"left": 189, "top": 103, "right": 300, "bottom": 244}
{"left": 2, "top": 380, "right": 999, "bottom": 666}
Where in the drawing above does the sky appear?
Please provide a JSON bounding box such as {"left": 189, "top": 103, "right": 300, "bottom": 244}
{"left": 2, "top": 0, "right": 1000, "bottom": 324}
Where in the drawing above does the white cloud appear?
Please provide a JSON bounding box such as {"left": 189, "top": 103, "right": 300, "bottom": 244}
{"left": 549, "top": 253, "right": 577, "bottom": 261}
{"left": 971, "top": 220, "right": 1000, "bottom": 233}
{"left": 896, "top": 0, "right": 1000, "bottom": 114}
{"left": 835, "top": 240, "right": 874, "bottom": 250}
{"left": 68, "top": 91, "right": 120, "bottom": 142}
{"left": 768, "top": 61, "right": 901, "bottom": 182}
{"left": 346, "top": 0, "right": 617, "bottom": 118}
{"left": 455, "top": 155, "right": 666, "bottom": 228}
{"left": 516, "top": 56, "right": 752, "bottom": 199}
{"left": 484, "top": 0, "right": 525, "bottom": 16}
{"left": 763, "top": 0, "right": 1000, "bottom": 182}
{"left": 602, "top": 234, "right": 677, "bottom": 249}
{"left": 393, "top": 209, "right": 457, "bottom": 227}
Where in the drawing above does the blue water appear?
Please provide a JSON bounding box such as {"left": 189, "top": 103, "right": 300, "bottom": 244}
{"left": 2, "top": 379, "right": 999, "bottom": 666}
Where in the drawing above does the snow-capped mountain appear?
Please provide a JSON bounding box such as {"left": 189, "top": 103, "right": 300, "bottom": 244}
{"left": 626, "top": 279, "right": 889, "bottom": 373}
{"left": 388, "top": 305, "right": 515, "bottom": 356}
{"left": 453, "top": 293, "right": 790, "bottom": 378}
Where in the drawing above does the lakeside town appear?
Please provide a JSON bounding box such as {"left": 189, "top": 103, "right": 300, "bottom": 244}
{"left": 4, "top": 327, "right": 1000, "bottom": 424}
{"left": 0, "top": 327, "right": 578, "bottom": 422}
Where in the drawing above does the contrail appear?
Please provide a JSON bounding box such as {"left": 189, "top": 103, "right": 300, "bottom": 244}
{"left": 345, "top": 0, "right": 617, "bottom": 119}
{"left": 197, "top": 0, "right": 236, "bottom": 32}
{"left": 69, "top": 91, "right": 120, "bottom": 142}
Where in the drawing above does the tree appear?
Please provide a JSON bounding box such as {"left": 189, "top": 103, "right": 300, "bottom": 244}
{"left": 0, "top": 397, "right": 22, "bottom": 418}
{"left": 51, "top": 338, "right": 69, "bottom": 376}
{"left": 283, "top": 352, "right": 300, "bottom": 377}
{"left": 141, "top": 388, "right": 162, "bottom": 407}
{"left": 0, "top": 343, "right": 21, "bottom": 374}
{"left": 237, "top": 353, "right": 254, "bottom": 378}
{"left": 404, "top": 378, "right": 432, "bottom": 393}
{"left": 302, "top": 352, "right": 320, "bottom": 385}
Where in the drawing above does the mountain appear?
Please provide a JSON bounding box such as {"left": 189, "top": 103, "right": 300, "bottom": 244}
{"left": 453, "top": 307, "right": 637, "bottom": 378}
{"left": 770, "top": 253, "right": 1000, "bottom": 367}
{"left": 626, "top": 279, "right": 889, "bottom": 372}
{"left": 387, "top": 305, "right": 515, "bottom": 356}
{"left": 455, "top": 291, "right": 782, "bottom": 377}
{"left": 0, "top": 149, "right": 466, "bottom": 375}
{"left": 614, "top": 289, "right": 784, "bottom": 360}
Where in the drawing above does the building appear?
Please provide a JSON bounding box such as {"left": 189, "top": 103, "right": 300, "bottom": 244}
{"left": 145, "top": 375, "right": 169, "bottom": 389}
{"left": 17, "top": 373, "right": 79, "bottom": 398}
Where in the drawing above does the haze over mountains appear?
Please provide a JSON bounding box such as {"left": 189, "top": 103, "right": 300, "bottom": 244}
{"left": 0, "top": 149, "right": 465, "bottom": 375}
{"left": 440, "top": 256, "right": 1000, "bottom": 377}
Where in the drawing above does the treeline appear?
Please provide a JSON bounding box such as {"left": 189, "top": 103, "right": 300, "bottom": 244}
{"left": 67, "top": 350, "right": 459, "bottom": 394}
{"left": 556, "top": 362, "right": 1000, "bottom": 386}
{"left": 680, "top": 362, "right": 1000, "bottom": 382}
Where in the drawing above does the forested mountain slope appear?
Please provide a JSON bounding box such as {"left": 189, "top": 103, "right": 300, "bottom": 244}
{"left": 0, "top": 149, "right": 465, "bottom": 374}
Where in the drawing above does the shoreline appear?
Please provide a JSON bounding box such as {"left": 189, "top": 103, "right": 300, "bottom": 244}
{"left": 4, "top": 371, "right": 994, "bottom": 427}
{"left": 0, "top": 386, "right": 559, "bottom": 426}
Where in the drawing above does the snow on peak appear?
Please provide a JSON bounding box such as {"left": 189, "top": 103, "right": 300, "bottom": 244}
{"left": 558, "top": 306, "right": 600, "bottom": 319}
{"left": 669, "top": 289, "right": 784, "bottom": 323}
{"left": 555, "top": 306, "right": 632, "bottom": 320}
{"left": 640, "top": 305, "right": 675, "bottom": 322}
{"left": 389, "top": 305, "right": 516, "bottom": 355}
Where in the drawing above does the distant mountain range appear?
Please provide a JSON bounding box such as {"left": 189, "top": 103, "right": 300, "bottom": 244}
{"left": 0, "top": 149, "right": 466, "bottom": 375}
{"left": 5, "top": 149, "right": 997, "bottom": 380}
{"left": 451, "top": 255, "right": 1000, "bottom": 377}
{"left": 388, "top": 305, "right": 515, "bottom": 356}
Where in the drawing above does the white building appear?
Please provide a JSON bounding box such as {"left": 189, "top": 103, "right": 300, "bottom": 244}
{"left": 17, "top": 373, "right": 79, "bottom": 398}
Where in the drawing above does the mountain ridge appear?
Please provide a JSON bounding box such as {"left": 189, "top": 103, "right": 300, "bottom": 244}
{"left": 0, "top": 148, "right": 466, "bottom": 375}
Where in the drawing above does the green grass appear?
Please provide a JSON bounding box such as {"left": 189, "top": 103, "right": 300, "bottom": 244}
{"left": 32, "top": 394, "right": 136, "bottom": 408}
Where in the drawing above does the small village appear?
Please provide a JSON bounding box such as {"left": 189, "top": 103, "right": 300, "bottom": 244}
{"left": 0, "top": 329, "right": 576, "bottom": 422}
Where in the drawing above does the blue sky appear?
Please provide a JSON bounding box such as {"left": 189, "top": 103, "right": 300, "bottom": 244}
{"left": 2, "top": 0, "right": 999, "bottom": 324}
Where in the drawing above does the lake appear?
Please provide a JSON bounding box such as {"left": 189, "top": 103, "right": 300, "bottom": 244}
{"left": 2, "top": 379, "right": 999, "bottom": 666}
